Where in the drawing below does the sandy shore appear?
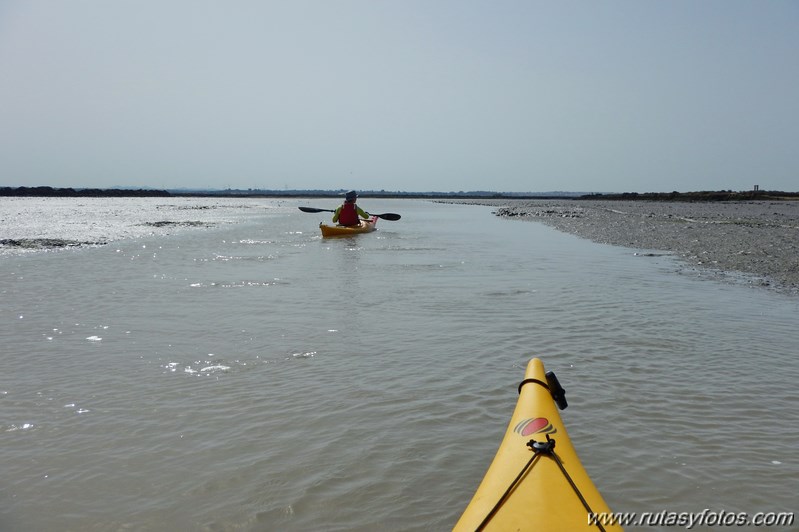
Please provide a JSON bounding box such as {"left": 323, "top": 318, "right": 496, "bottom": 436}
{"left": 457, "top": 199, "right": 799, "bottom": 294}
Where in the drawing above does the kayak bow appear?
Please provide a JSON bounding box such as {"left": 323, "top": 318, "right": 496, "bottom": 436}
{"left": 454, "top": 358, "right": 622, "bottom": 531}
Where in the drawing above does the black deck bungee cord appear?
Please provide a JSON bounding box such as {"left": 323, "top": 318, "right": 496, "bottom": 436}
{"left": 474, "top": 435, "right": 607, "bottom": 532}
{"left": 473, "top": 450, "right": 542, "bottom": 531}
{"left": 517, "top": 377, "right": 550, "bottom": 394}
{"left": 531, "top": 437, "right": 608, "bottom": 532}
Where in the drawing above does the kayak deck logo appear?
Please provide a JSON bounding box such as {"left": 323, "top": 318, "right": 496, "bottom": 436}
{"left": 514, "top": 417, "right": 557, "bottom": 437}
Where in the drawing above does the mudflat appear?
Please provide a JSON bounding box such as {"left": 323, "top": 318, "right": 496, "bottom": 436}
{"left": 484, "top": 199, "right": 799, "bottom": 294}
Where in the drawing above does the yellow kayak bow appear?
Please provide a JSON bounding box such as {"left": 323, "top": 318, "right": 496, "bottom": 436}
{"left": 454, "top": 358, "right": 623, "bottom": 532}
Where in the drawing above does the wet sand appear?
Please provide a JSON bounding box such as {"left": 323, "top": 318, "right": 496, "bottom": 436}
{"left": 465, "top": 199, "right": 799, "bottom": 294}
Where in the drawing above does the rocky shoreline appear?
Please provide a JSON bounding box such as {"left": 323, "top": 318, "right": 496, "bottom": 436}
{"left": 463, "top": 199, "right": 799, "bottom": 294}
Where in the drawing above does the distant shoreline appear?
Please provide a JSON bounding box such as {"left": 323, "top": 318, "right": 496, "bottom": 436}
{"left": 0, "top": 186, "right": 170, "bottom": 198}
{"left": 2, "top": 186, "right": 798, "bottom": 201}
{"left": 464, "top": 198, "right": 799, "bottom": 295}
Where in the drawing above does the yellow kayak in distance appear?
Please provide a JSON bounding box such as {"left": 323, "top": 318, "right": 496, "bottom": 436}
{"left": 454, "top": 358, "right": 622, "bottom": 532}
{"left": 319, "top": 216, "right": 378, "bottom": 237}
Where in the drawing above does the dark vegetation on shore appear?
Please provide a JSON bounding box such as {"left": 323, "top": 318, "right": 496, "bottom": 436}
{"left": 2, "top": 186, "right": 797, "bottom": 201}
{"left": 1, "top": 186, "right": 170, "bottom": 197}
{"left": 1, "top": 186, "right": 562, "bottom": 199}
{"left": 580, "top": 190, "right": 799, "bottom": 201}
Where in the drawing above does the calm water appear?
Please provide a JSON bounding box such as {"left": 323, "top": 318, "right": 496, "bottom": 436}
{"left": 2, "top": 199, "right": 797, "bottom": 531}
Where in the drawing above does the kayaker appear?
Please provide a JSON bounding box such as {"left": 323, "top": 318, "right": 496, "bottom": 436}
{"left": 332, "top": 190, "right": 370, "bottom": 226}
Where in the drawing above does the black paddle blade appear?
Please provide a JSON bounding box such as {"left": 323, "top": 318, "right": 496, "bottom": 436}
{"left": 298, "top": 206, "right": 335, "bottom": 214}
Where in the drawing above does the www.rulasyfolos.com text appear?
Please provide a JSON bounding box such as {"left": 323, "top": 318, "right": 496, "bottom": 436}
{"left": 588, "top": 509, "right": 795, "bottom": 528}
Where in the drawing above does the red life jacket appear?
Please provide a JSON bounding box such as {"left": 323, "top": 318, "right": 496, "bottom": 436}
{"left": 338, "top": 202, "right": 360, "bottom": 226}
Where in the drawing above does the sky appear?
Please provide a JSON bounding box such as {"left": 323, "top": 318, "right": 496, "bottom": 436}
{"left": 1, "top": 1, "right": 797, "bottom": 193}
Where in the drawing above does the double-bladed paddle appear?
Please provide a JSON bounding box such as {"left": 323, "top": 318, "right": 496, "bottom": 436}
{"left": 298, "top": 206, "right": 401, "bottom": 221}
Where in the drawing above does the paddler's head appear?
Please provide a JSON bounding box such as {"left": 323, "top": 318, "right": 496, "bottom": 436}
{"left": 345, "top": 190, "right": 358, "bottom": 203}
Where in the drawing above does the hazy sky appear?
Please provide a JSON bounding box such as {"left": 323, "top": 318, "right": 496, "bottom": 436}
{"left": 1, "top": 1, "right": 797, "bottom": 193}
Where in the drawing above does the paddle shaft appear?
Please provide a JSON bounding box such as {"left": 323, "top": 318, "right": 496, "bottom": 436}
{"left": 298, "top": 206, "right": 400, "bottom": 221}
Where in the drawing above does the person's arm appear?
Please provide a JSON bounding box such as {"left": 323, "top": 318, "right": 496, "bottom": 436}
{"left": 356, "top": 206, "right": 369, "bottom": 219}
{"left": 332, "top": 205, "right": 342, "bottom": 222}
